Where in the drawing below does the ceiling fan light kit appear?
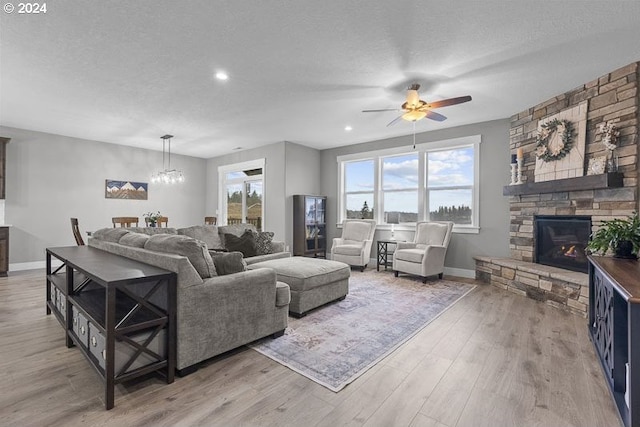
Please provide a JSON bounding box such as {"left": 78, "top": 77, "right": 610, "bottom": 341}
{"left": 402, "top": 109, "right": 427, "bottom": 122}
{"left": 363, "top": 83, "right": 472, "bottom": 126}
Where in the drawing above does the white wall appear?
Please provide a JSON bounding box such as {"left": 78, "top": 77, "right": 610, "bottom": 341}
{"left": 320, "top": 119, "right": 511, "bottom": 273}
{"left": 2, "top": 126, "right": 207, "bottom": 266}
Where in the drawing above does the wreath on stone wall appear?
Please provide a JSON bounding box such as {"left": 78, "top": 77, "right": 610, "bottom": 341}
{"left": 535, "top": 118, "right": 576, "bottom": 162}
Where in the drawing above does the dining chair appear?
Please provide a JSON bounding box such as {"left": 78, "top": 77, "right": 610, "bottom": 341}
{"left": 145, "top": 216, "right": 169, "bottom": 227}
{"left": 112, "top": 217, "right": 139, "bottom": 228}
{"left": 70, "top": 218, "right": 85, "bottom": 246}
{"left": 204, "top": 216, "right": 217, "bottom": 225}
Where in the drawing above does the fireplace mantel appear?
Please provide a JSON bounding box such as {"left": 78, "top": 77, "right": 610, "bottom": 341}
{"left": 502, "top": 172, "right": 623, "bottom": 197}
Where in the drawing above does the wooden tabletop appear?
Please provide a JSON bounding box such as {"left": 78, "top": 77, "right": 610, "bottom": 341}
{"left": 47, "top": 246, "right": 173, "bottom": 287}
{"left": 589, "top": 255, "right": 640, "bottom": 302}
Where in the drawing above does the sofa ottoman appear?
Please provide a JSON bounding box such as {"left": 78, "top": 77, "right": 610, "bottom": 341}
{"left": 248, "top": 257, "right": 350, "bottom": 317}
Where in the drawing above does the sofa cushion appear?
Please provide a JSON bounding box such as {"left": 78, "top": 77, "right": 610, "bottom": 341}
{"left": 224, "top": 229, "right": 257, "bottom": 257}
{"left": 178, "top": 225, "right": 224, "bottom": 251}
{"left": 415, "top": 222, "right": 448, "bottom": 246}
{"left": 333, "top": 244, "right": 363, "bottom": 256}
{"left": 394, "top": 248, "right": 425, "bottom": 263}
{"left": 253, "top": 231, "right": 274, "bottom": 255}
{"left": 343, "top": 221, "right": 374, "bottom": 242}
{"left": 128, "top": 227, "right": 178, "bottom": 235}
{"left": 275, "top": 281, "right": 291, "bottom": 307}
{"left": 144, "top": 234, "right": 216, "bottom": 279}
{"left": 119, "top": 232, "right": 150, "bottom": 248}
{"left": 209, "top": 251, "right": 247, "bottom": 275}
{"left": 244, "top": 251, "right": 291, "bottom": 265}
{"left": 92, "top": 228, "right": 130, "bottom": 243}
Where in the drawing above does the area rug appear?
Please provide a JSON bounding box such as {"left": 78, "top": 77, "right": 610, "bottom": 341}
{"left": 249, "top": 270, "right": 476, "bottom": 392}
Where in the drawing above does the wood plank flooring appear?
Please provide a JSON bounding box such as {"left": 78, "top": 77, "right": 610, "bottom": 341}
{"left": 0, "top": 269, "right": 621, "bottom": 427}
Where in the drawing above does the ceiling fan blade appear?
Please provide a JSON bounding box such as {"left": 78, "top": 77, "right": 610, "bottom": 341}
{"left": 426, "top": 95, "right": 472, "bottom": 109}
{"left": 386, "top": 115, "right": 404, "bottom": 127}
{"left": 362, "top": 108, "right": 399, "bottom": 113}
{"left": 425, "top": 110, "right": 447, "bottom": 122}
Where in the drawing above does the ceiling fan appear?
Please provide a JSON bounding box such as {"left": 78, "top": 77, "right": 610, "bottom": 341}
{"left": 363, "top": 84, "right": 472, "bottom": 127}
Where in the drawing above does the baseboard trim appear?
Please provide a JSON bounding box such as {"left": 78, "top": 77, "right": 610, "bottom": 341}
{"left": 369, "top": 257, "right": 475, "bottom": 279}
{"left": 444, "top": 267, "right": 475, "bottom": 279}
{"left": 9, "top": 260, "right": 62, "bottom": 272}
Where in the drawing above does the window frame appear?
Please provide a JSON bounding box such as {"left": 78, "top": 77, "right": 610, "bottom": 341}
{"left": 336, "top": 135, "right": 481, "bottom": 234}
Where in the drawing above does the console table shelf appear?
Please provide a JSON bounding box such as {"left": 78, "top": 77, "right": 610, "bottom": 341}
{"left": 46, "top": 246, "right": 177, "bottom": 410}
{"left": 588, "top": 255, "right": 640, "bottom": 427}
{"left": 503, "top": 172, "right": 623, "bottom": 196}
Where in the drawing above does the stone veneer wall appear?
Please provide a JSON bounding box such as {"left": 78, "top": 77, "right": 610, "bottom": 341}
{"left": 476, "top": 62, "right": 639, "bottom": 315}
{"left": 509, "top": 62, "right": 639, "bottom": 262}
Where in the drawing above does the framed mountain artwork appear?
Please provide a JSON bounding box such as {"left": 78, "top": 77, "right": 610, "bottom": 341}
{"left": 105, "top": 179, "right": 148, "bottom": 200}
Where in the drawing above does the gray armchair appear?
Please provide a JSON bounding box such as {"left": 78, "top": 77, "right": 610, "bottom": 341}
{"left": 393, "top": 221, "right": 454, "bottom": 282}
{"left": 331, "top": 219, "right": 376, "bottom": 271}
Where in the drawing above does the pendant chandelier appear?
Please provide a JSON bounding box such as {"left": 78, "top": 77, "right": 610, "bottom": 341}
{"left": 151, "top": 134, "right": 184, "bottom": 184}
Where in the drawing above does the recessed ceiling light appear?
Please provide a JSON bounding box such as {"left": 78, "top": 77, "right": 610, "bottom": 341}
{"left": 215, "top": 71, "right": 229, "bottom": 81}
{"left": 345, "top": 125, "right": 353, "bottom": 131}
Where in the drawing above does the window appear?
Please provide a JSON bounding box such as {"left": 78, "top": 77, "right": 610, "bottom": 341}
{"left": 337, "top": 135, "right": 480, "bottom": 233}
{"left": 427, "top": 147, "right": 474, "bottom": 225}
{"left": 343, "top": 160, "right": 374, "bottom": 219}
{"left": 382, "top": 153, "right": 419, "bottom": 224}
{"left": 219, "top": 159, "right": 265, "bottom": 230}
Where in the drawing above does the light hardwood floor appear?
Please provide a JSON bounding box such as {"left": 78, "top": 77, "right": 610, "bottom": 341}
{"left": 0, "top": 269, "right": 621, "bottom": 427}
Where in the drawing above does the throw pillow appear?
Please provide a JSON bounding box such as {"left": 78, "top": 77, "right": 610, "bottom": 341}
{"left": 209, "top": 251, "right": 247, "bottom": 275}
{"left": 144, "top": 234, "right": 216, "bottom": 279}
{"left": 217, "top": 224, "right": 257, "bottom": 247}
{"left": 253, "top": 231, "right": 274, "bottom": 255}
{"left": 119, "top": 232, "right": 150, "bottom": 248}
{"left": 223, "top": 229, "right": 257, "bottom": 257}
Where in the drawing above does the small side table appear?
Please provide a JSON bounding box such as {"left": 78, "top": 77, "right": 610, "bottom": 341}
{"left": 377, "top": 240, "right": 403, "bottom": 271}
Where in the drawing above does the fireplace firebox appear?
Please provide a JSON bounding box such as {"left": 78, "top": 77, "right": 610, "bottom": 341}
{"left": 534, "top": 215, "right": 592, "bottom": 273}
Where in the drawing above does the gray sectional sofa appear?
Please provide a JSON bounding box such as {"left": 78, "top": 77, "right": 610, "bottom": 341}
{"left": 88, "top": 224, "right": 291, "bottom": 374}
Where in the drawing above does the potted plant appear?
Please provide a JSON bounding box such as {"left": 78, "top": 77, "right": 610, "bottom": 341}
{"left": 587, "top": 212, "right": 640, "bottom": 259}
{"left": 144, "top": 211, "right": 162, "bottom": 227}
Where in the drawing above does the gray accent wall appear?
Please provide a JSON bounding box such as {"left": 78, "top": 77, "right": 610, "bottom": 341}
{"left": 205, "top": 142, "right": 287, "bottom": 243}
{"left": 2, "top": 126, "right": 206, "bottom": 265}
{"left": 204, "top": 141, "right": 321, "bottom": 250}
{"left": 320, "top": 119, "right": 511, "bottom": 272}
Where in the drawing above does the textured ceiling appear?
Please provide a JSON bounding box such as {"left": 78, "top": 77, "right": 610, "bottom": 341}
{"left": 1, "top": 1, "right": 640, "bottom": 158}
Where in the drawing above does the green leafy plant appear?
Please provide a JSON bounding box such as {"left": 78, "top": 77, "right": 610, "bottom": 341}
{"left": 144, "top": 211, "right": 162, "bottom": 226}
{"left": 587, "top": 212, "right": 640, "bottom": 259}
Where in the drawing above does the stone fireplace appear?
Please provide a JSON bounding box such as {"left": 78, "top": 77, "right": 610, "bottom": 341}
{"left": 534, "top": 215, "right": 591, "bottom": 273}
{"left": 475, "top": 61, "right": 639, "bottom": 316}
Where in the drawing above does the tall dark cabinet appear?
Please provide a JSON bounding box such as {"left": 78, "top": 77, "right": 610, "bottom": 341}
{"left": 588, "top": 255, "right": 640, "bottom": 427}
{"left": 293, "top": 195, "right": 327, "bottom": 258}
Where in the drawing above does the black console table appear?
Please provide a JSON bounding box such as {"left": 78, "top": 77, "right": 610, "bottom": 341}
{"left": 46, "top": 246, "right": 176, "bottom": 410}
{"left": 588, "top": 255, "right": 640, "bottom": 427}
